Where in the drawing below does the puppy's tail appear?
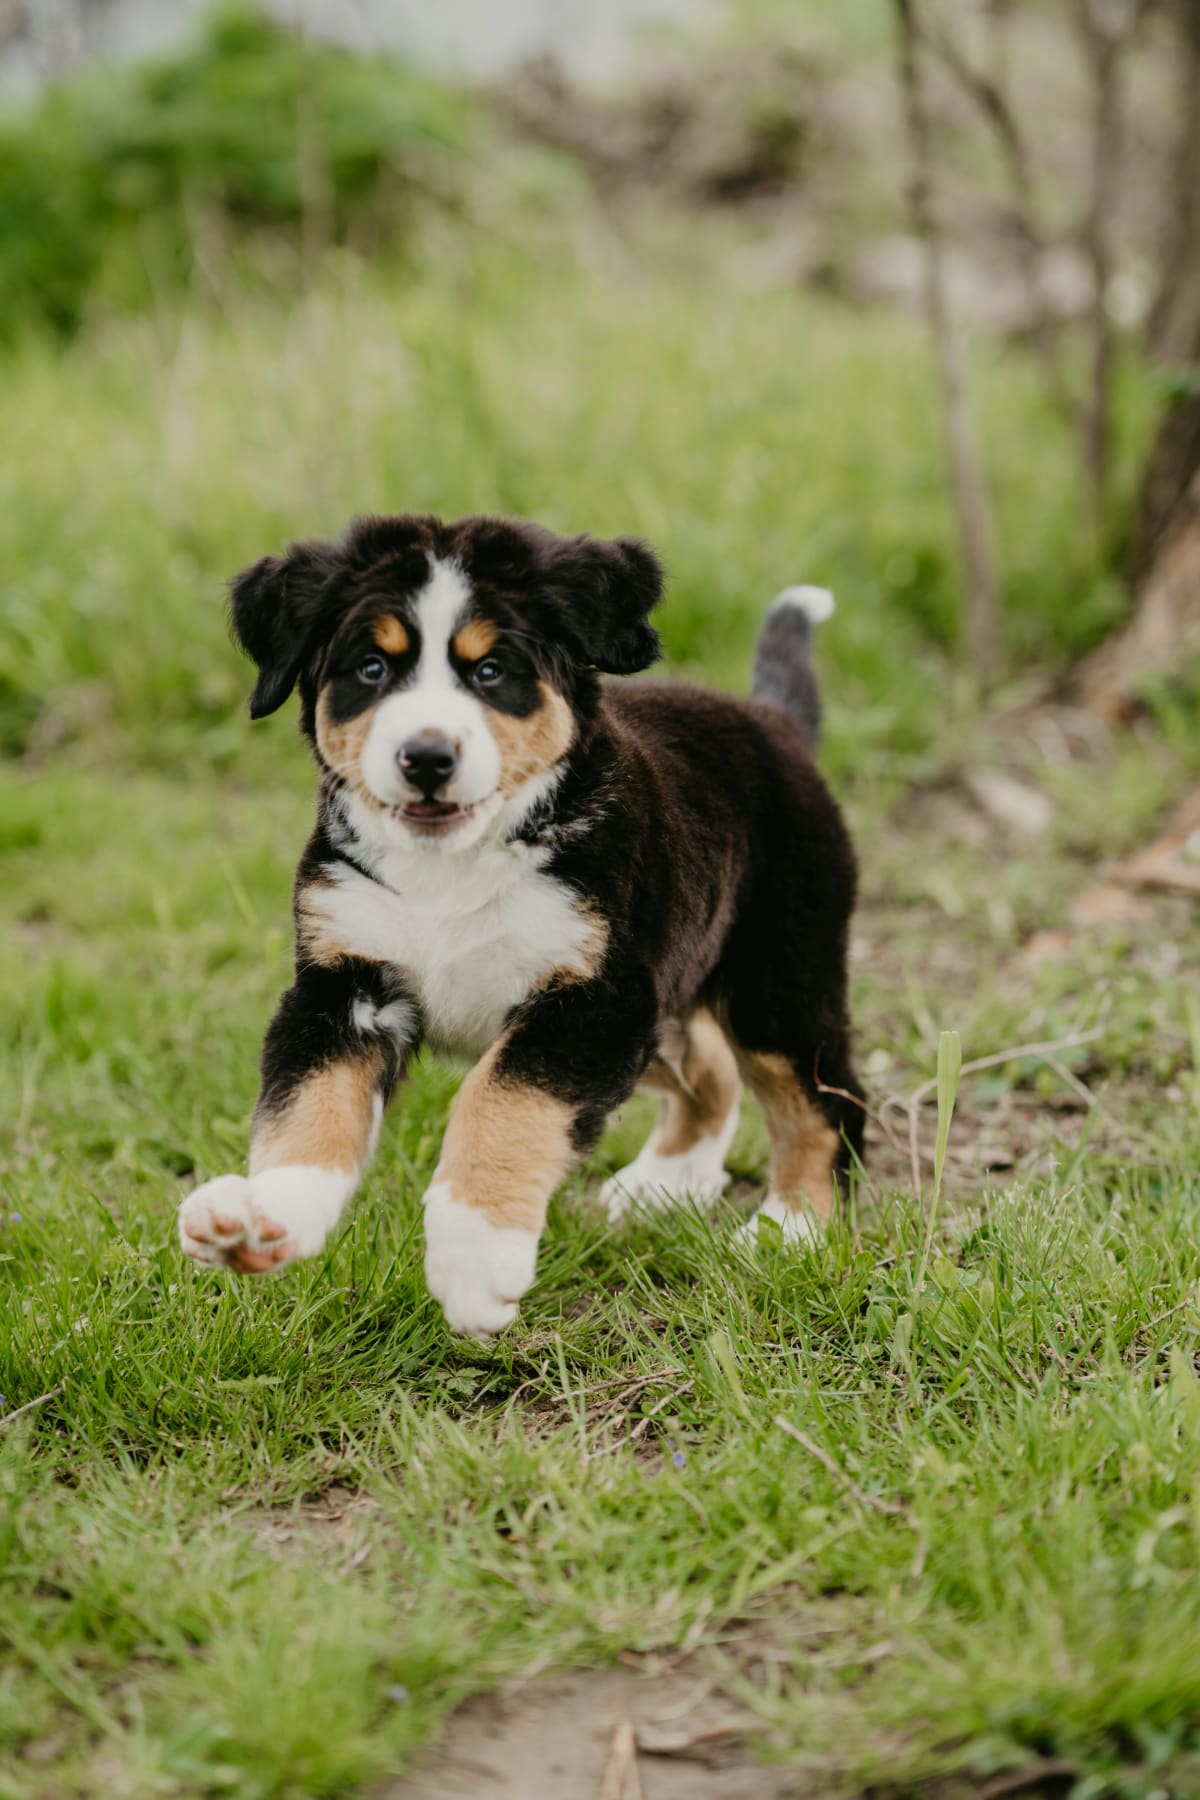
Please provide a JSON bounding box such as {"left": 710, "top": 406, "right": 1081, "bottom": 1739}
{"left": 751, "top": 585, "right": 835, "bottom": 753}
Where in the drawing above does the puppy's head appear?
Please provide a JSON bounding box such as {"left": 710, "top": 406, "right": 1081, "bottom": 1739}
{"left": 230, "top": 513, "right": 663, "bottom": 850}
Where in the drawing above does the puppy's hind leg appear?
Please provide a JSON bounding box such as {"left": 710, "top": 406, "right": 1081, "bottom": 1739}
{"left": 602, "top": 1010, "right": 741, "bottom": 1222}
{"left": 732, "top": 1049, "right": 848, "bottom": 1245}
{"left": 718, "top": 809, "right": 863, "bottom": 1246}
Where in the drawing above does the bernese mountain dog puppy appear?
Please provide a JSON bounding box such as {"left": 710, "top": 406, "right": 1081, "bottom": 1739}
{"left": 177, "top": 514, "right": 863, "bottom": 1334}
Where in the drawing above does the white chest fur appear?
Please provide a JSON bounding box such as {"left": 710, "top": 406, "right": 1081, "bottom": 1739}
{"left": 303, "top": 839, "right": 598, "bottom": 1057}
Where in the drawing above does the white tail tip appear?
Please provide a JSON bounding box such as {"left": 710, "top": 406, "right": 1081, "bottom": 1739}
{"left": 771, "top": 584, "right": 835, "bottom": 625}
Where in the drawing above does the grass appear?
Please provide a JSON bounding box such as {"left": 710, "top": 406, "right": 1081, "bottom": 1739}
{"left": 3, "top": 216, "right": 1200, "bottom": 1797}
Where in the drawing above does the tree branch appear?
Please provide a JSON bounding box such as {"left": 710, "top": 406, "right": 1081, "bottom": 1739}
{"left": 893, "top": 0, "right": 1002, "bottom": 685}
{"left": 921, "top": 12, "right": 1075, "bottom": 423}
{"left": 1148, "top": 0, "right": 1200, "bottom": 358}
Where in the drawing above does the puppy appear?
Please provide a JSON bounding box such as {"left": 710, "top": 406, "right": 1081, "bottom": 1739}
{"left": 178, "top": 514, "right": 864, "bottom": 1334}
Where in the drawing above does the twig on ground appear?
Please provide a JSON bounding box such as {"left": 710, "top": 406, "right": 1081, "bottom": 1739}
{"left": 590, "top": 1382, "right": 697, "bottom": 1460}
{"left": 876, "top": 1092, "right": 939, "bottom": 1169}
{"left": 624, "top": 1382, "right": 697, "bottom": 1449}
{"left": 773, "top": 1415, "right": 908, "bottom": 1518}
{"left": 636, "top": 1714, "right": 744, "bottom": 1759}
{"left": 815, "top": 1075, "right": 913, "bottom": 1164}
{"left": 978, "top": 1758, "right": 1080, "bottom": 1800}
{"left": 567, "top": 1368, "right": 686, "bottom": 1407}
{"left": 500, "top": 1359, "right": 551, "bottom": 1427}
{"left": 1128, "top": 1295, "right": 1199, "bottom": 1356}
{"left": 503, "top": 1364, "right": 683, "bottom": 1428}
{"left": 1043, "top": 1054, "right": 1097, "bottom": 1109}
{"left": 599, "top": 1719, "right": 643, "bottom": 1800}
{"left": 0, "top": 1386, "right": 63, "bottom": 1430}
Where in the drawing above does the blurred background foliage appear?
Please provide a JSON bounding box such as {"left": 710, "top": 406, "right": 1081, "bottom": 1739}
{"left": 3, "top": 0, "right": 1188, "bottom": 789}
{"left": 0, "top": 7, "right": 472, "bottom": 336}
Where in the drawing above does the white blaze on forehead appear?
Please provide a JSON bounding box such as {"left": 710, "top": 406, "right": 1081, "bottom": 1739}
{"left": 412, "top": 556, "right": 475, "bottom": 682}
{"left": 359, "top": 556, "right": 501, "bottom": 811}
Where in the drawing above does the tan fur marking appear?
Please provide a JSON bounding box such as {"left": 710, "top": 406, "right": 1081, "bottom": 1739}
{"left": 453, "top": 617, "right": 499, "bottom": 661}
{"left": 641, "top": 1010, "right": 741, "bottom": 1156}
{"left": 251, "top": 1056, "right": 382, "bottom": 1174}
{"left": 315, "top": 689, "right": 374, "bottom": 792}
{"left": 295, "top": 882, "right": 355, "bottom": 969}
{"left": 544, "top": 901, "right": 609, "bottom": 989}
{"left": 435, "top": 1043, "right": 576, "bottom": 1231}
{"left": 488, "top": 683, "right": 575, "bottom": 798}
{"left": 737, "top": 1051, "right": 839, "bottom": 1217}
{"left": 372, "top": 615, "right": 410, "bottom": 655}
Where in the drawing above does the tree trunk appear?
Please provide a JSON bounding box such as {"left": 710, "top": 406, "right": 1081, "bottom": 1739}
{"left": 1069, "top": 0, "right": 1200, "bottom": 716}
{"left": 1149, "top": 0, "right": 1200, "bottom": 360}
{"left": 1076, "top": 1, "right": 1124, "bottom": 520}
{"left": 1072, "top": 388, "right": 1200, "bottom": 716}
{"left": 893, "top": 0, "right": 1002, "bottom": 687}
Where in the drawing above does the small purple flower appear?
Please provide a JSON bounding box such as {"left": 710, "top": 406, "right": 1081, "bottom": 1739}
{"left": 666, "top": 1435, "right": 687, "bottom": 1469}
{"left": 387, "top": 1685, "right": 410, "bottom": 1705}
{"left": 8, "top": 1213, "right": 22, "bottom": 1224}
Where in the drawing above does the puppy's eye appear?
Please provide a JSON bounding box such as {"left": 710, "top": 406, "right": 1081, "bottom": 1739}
{"left": 357, "top": 656, "right": 388, "bottom": 685}
{"left": 474, "top": 658, "right": 504, "bottom": 688}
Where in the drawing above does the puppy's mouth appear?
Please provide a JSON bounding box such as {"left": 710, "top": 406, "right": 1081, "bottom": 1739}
{"left": 394, "top": 799, "right": 476, "bottom": 835}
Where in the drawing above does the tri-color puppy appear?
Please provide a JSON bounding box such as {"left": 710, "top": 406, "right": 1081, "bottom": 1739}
{"left": 177, "top": 513, "right": 864, "bottom": 1334}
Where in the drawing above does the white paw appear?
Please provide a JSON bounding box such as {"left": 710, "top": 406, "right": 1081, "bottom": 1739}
{"left": 423, "top": 1183, "right": 539, "bottom": 1336}
{"left": 735, "top": 1193, "right": 827, "bottom": 1249}
{"left": 178, "top": 1167, "right": 346, "bottom": 1272}
{"left": 602, "top": 1140, "right": 732, "bottom": 1223}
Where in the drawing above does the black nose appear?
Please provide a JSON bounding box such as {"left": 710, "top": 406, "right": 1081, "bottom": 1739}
{"left": 398, "top": 735, "right": 458, "bottom": 799}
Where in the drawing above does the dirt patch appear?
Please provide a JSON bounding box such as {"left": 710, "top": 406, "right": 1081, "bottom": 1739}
{"left": 230, "top": 1484, "right": 381, "bottom": 1565}
{"left": 377, "top": 1663, "right": 809, "bottom": 1799}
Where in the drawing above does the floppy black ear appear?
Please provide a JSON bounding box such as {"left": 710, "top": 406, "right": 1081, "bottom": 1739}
{"left": 552, "top": 535, "right": 663, "bottom": 676}
{"left": 229, "top": 539, "right": 344, "bottom": 719}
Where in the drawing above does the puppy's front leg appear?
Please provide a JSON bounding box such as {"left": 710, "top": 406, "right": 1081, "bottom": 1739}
{"left": 179, "top": 961, "right": 414, "bottom": 1272}
{"left": 424, "top": 981, "right": 656, "bottom": 1335}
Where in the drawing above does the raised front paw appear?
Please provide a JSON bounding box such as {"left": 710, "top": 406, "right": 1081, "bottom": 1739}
{"left": 423, "top": 1183, "right": 539, "bottom": 1336}
{"left": 178, "top": 1168, "right": 338, "bottom": 1272}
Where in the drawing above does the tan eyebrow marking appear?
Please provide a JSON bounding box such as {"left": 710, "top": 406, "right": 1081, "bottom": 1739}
{"left": 453, "top": 617, "right": 499, "bottom": 661}
{"left": 371, "top": 616, "right": 409, "bottom": 655}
